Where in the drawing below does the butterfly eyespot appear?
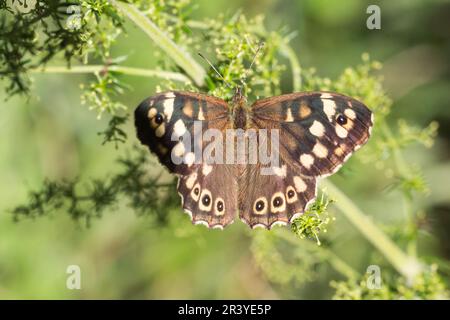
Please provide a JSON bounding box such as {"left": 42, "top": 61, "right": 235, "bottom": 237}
{"left": 336, "top": 114, "right": 347, "bottom": 125}
{"left": 202, "top": 194, "right": 211, "bottom": 206}
{"left": 217, "top": 201, "right": 224, "bottom": 212}
{"left": 155, "top": 113, "right": 164, "bottom": 124}
{"left": 194, "top": 187, "right": 200, "bottom": 196}
{"left": 255, "top": 200, "right": 265, "bottom": 212}
{"left": 286, "top": 186, "right": 298, "bottom": 204}
{"left": 272, "top": 196, "right": 284, "bottom": 208}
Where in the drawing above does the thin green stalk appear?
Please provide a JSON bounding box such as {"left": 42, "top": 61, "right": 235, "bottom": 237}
{"left": 30, "top": 65, "right": 191, "bottom": 83}
{"left": 381, "top": 121, "right": 418, "bottom": 257}
{"left": 322, "top": 180, "right": 424, "bottom": 282}
{"left": 277, "top": 231, "right": 359, "bottom": 280}
{"left": 381, "top": 121, "right": 411, "bottom": 178}
{"left": 280, "top": 43, "right": 302, "bottom": 91}
{"left": 111, "top": 0, "right": 205, "bottom": 86}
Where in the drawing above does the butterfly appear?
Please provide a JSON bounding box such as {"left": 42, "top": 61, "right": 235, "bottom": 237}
{"left": 134, "top": 88, "right": 373, "bottom": 229}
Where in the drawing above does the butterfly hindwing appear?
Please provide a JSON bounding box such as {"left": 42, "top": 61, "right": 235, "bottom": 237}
{"left": 177, "top": 163, "right": 237, "bottom": 228}
{"left": 251, "top": 92, "right": 373, "bottom": 177}
{"left": 238, "top": 161, "right": 317, "bottom": 229}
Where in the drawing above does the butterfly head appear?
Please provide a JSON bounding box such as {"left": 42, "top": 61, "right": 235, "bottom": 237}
{"left": 232, "top": 86, "right": 247, "bottom": 106}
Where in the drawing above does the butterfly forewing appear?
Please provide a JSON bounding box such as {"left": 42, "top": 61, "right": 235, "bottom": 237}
{"left": 135, "top": 91, "right": 230, "bottom": 174}
{"left": 251, "top": 92, "right": 373, "bottom": 178}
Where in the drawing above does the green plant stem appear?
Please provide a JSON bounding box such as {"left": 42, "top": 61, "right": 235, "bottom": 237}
{"left": 30, "top": 65, "right": 191, "bottom": 82}
{"left": 280, "top": 44, "right": 302, "bottom": 91}
{"left": 381, "top": 121, "right": 411, "bottom": 178}
{"left": 111, "top": 0, "right": 205, "bottom": 86}
{"left": 322, "top": 180, "right": 424, "bottom": 281}
{"left": 380, "top": 121, "right": 418, "bottom": 257}
{"left": 277, "top": 231, "right": 359, "bottom": 280}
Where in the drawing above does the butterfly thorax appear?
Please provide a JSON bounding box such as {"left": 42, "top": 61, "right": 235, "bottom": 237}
{"left": 231, "top": 87, "right": 249, "bottom": 129}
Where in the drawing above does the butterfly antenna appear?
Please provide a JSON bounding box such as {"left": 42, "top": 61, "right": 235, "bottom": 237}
{"left": 198, "top": 52, "right": 232, "bottom": 88}
{"left": 241, "top": 41, "right": 265, "bottom": 86}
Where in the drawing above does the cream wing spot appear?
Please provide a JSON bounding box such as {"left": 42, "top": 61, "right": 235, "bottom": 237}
{"left": 194, "top": 220, "right": 209, "bottom": 228}
{"left": 272, "top": 165, "right": 287, "bottom": 177}
{"left": 285, "top": 108, "right": 294, "bottom": 122}
{"left": 183, "top": 100, "right": 194, "bottom": 117}
{"left": 336, "top": 125, "right": 348, "bottom": 138}
{"left": 312, "top": 142, "right": 328, "bottom": 158}
{"left": 300, "top": 154, "right": 315, "bottom": 169}
{"left": 270, "top": 192, "right": 286, "bottom": 213}
{"left": 299, "top": 103, "right": 312, "bottom": 118}
{"left": 202, "top": 164, "right": 213, "bottom": 176}
{"left": 334, "top": 146, "right": 345, "bottom": 156}
{"left": 173, "top": 119, "right": 187, "bottom": 138}
{"left": 309, "top": 120, "right": 325, "bottom": 137}
{"left": 293, "top": 176, "right": 307, "bottom": 193}
{"left": 185, "top": 172, "right": 197, "bottom": 189}
{"left": 164, "top": 92, "right": 176, "bottom": 98}
{"left": 147, "top": 107, "right": 157, "bottom": 119}
{"left": 321, "top": 94, "right": 336, "bottom": 121}
{"left": 162, "top": 97, "right": 175, "bottom": 121}
{"left": 342, "top": 118, "right": 354, "bottom": 131}
{"left": 155, "top": 124, "right": 165, "bottom": 137}
{"left": 343, "top": 152, "right": 352, "bottom": 162}
{"left": 369, "top": 113, "right": 374, "bottom": 135}
{"left": 184, "top": 152, "right": 195, "bottom": 167}
{"left": 198, "top": 105, "right": 205, "bottom": 120}
{"left": 320, "top": 93, "right": 333, "bottom": 99}
{"left": 251, "top": 223, "right": 267, "bottom": 230}
{"left": 150, "top": 115, "right": 164, "bottom": 129}
{"left": 172, "top": 142, "right": 185, "bottom": 157}
{"left": 344, "top": 108, "right": 356, "bottom": 120}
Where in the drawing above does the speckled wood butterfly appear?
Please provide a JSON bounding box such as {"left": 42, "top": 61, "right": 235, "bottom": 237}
{"left": 135, "top": 88, "right": 373, "bottom": 229}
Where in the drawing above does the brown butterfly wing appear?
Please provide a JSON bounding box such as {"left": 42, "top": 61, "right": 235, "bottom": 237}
{"left": 135, "top": 91, "right": 230, "bottom": 174}
{"left": 237, "top": 92, "right": 373, "bottom": 229}
{"left": 135, "top": 91, "right": 237, "bottom": 228}
{"left": 238, "top": 161, "right": 316, "bottom": 229}
{"left": 177, "top": 163, "right": 238, "bottom": 228}
{"left": 251, "top": 92, "right": 373, "bottom": 177}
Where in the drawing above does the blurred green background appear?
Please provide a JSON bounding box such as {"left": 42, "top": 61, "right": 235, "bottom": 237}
{"left": 0, "top": 0, "right": 449, "bottom": 299}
